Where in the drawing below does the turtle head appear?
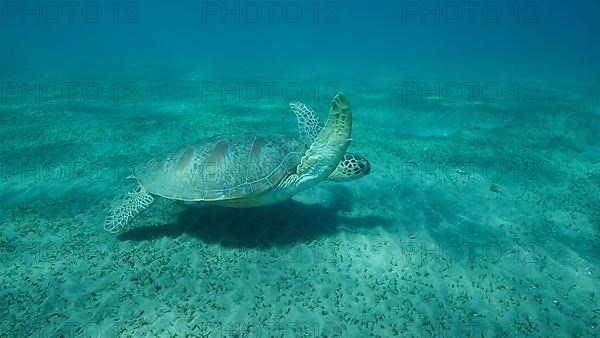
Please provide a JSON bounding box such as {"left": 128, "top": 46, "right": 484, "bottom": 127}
{"left": 327, "top": 153, "right": 371, "bottom": 182}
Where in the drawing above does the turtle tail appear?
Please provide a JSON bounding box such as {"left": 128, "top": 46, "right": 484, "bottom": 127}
{"left": 104, "top": 184, "right": 154, "bottom": 233}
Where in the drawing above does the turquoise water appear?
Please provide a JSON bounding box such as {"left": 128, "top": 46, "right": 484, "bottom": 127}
{"left": 1, "top": 1, "right": 599, "bottom": 337}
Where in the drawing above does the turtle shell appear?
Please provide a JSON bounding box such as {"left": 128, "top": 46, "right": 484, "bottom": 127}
{"left": 134, "top": 133, "right": 306, "bottom": 201}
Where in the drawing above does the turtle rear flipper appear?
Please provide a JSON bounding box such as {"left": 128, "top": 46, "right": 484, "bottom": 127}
{"left": 105, "top": 184, "right": 154, "bottom": 233}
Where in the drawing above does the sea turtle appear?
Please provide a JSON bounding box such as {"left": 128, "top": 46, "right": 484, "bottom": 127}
{"left": 105, "top": 92, "right": 371, "bottom": 233}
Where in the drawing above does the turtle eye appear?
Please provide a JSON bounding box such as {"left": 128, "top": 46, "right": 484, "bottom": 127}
{"left": 358, "top": 160, "right": 371, "bottom": 175}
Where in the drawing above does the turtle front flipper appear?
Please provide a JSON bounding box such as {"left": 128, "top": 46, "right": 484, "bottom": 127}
{"left": 289, "top": 101, "right": 324, "bottom": 146}
{"left": 287, "top": 92, "right": 352, "bottom": 193}
{"left": 104, "top": 184, "right": 154, "bottom": 233}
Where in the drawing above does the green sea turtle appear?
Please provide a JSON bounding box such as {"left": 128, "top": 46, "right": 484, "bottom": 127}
{"left": 105, "top": 92, "right": 371, "bottom": 233}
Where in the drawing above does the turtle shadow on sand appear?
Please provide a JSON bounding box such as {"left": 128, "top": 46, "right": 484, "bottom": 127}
{"left": 117, "top": 186, "right": 389, "bottom": 248}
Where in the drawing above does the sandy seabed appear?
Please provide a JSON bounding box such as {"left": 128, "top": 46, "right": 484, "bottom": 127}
{"left": 1, "top": 73, "right": 598, "bottom": 337}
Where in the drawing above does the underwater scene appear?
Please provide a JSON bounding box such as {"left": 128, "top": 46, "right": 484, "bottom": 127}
{"left": 1, "top": 0, "right": 599, "bottom": 337}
